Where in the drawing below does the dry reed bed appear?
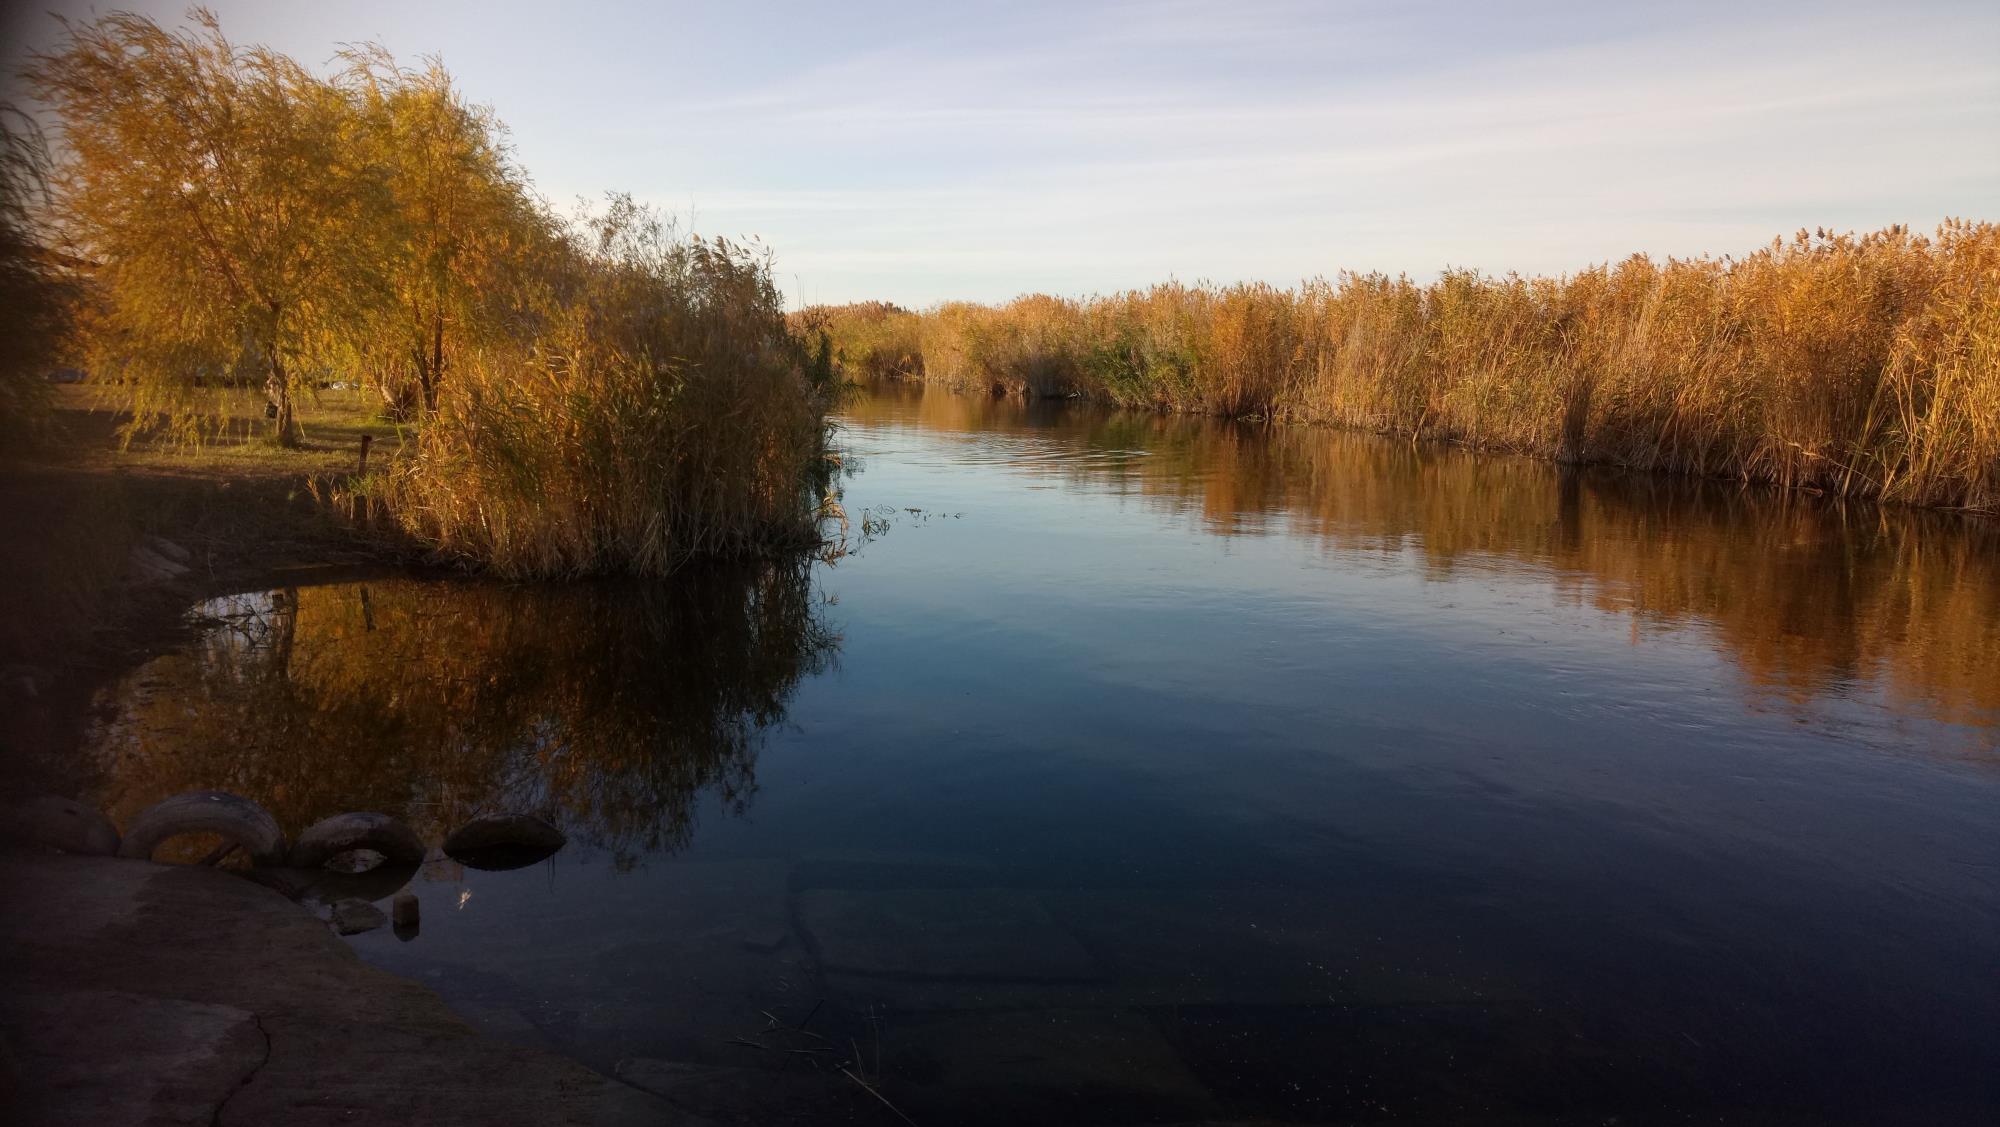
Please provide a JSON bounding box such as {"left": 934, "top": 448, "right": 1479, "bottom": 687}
{"left": 811, "top": 222, "right": 2000, "bottom": 511}
{"left": 370, "top": 205, "right": 840, "bottom": 578}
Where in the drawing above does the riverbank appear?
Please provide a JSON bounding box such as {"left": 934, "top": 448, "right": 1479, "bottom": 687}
{"left": 0, "top": 388, "right": 417, "bottom": 798}
{"left": 810, "top": 221, "right": 2000, "bottom": 514}
{"left": 0, "top": 847, "right": 679, "bottom": 1125}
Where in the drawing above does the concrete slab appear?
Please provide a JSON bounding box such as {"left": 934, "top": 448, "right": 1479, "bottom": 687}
{"left": 800, "top": 888, "right": 1101, "bottom": 981}
{"left": 793, "top": 848, "right": 1000, "bottom": 891}
{"left": 819, "top": 889, "right": 1530, "bottom": 1014}
{"left": 432, "top": 858, "right": 796, "bottom": 962}
{"left": 1041, "top": 888, "right": 1536, "bottom": 1007}
{"left": 1, "top": 988, "right": 263, "bottom": 1126}
{"left": 353, "top": 859, "right": 809, "bottom": 1070}
{"left": 873, "top": 1007, "right": 1218, "bottom": 1126}
{"left": 0, "top": 848, "right": 689, "bottom": 1126}
{"left": 616, "top": 1058, "right": 867, "bottom": 1126}
{"left": 821, "top": 971, "right": 1131, "bottom": 1012}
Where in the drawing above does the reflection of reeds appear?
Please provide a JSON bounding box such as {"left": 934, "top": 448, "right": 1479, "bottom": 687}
{"left": 844, "top": 388, "right": 2000, "bottom": 742}
{"left": 813, "top": 222, "right": 2000, "bottom": 511}
{"left": 89, "top": 561, "right": 838, "bottom": 861}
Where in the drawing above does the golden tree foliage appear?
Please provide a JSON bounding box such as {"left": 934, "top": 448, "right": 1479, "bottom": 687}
{"left": 0, "top": 106, "right": 76, "bottom": 453}
{"left": 336, "top": 48, "right": 553, "bottom": 417}
{"left": 27, "top": 9, "right": 838, "bottom": 575}
{"left": 30, "top": 9, "right": 393, "bottom": 446}
{"left": 28, "top": 10, "right": 559, "bottom": 440}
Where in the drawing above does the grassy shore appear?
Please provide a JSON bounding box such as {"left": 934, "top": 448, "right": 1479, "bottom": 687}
{"left": 23, "top": 15, "right": 840, "bottom": 582}
{"left": 811, "top": 222, "right": 2000, "bottom": 513}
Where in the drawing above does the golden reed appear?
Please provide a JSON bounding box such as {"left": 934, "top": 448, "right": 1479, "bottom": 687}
{"left": 811, "top": 222, "right": 1999, "bottom": 512}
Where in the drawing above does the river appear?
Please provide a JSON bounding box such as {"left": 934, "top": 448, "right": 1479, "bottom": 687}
{"left": 87, "top": 381, "right": 2000, "bottom": 1124}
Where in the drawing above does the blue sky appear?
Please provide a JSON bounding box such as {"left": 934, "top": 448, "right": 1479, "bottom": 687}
{"left": 8, "top": 1, "right": 1997, "bottom": 306}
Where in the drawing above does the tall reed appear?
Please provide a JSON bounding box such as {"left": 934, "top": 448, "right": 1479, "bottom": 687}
{"left": 791, "top": 301, "right": 923, "bottom": 380}
{"left": 373, "top": 199, "right": 839, "bottom": 577}
{"left": 811, "top": 222, "right": 2000, "bottom": 511}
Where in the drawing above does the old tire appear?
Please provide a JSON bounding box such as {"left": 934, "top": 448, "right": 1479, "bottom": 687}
{"left": 1, "top": 795, "right": 120, "bottom": 856}
{"left": 117, "top": 790, "right": 286, "bottom": 866}
{"left": 443, "top": 813, "right": 565, "bottom": 870}
{"left": 289, "top": 812, "right": 425, "bottom": 870}
{"left": 306, "top": 859, "right": 420, "bottom": 905}
{"left": 244, "top": 859, "right": 419, "bottom": 906}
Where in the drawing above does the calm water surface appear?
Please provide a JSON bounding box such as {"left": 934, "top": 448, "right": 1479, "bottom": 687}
{"left": 91, "top": 383, "right": 2000, "bottom": 1125}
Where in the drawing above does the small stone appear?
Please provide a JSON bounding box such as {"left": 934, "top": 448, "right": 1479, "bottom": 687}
{"left": 391, "top": 891, "right": 420, "bottom": 928}
{"left": 800, "top": 888, "right": 1101, "bottom": 980}
{"left": 329, "top": 898, "right": 388, "bottom": 936}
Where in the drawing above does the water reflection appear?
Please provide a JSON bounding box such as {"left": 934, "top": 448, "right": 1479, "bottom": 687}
{"left": 89, "top": 561, "right": 837, "bottom": 863}
{"left": 73, "top": 384, "right": 2000, "bottom": 1123}
{"left": 846, "top": 382, "right": 2000, "bottom": 742}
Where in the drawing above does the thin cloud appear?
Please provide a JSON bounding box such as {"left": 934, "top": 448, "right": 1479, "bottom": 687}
{"left": 16, "top": 0, "right": 1998, "bottom": 305}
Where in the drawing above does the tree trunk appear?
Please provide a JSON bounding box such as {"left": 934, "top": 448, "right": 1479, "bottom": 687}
{"left": 422, "top": 312, "right": 445, "bottom": 413}
{"left": 268, "top": 356, "right": 301, "bottom": 448}
{"left": 272, "top": 586, "right": 298, "bottom": 679}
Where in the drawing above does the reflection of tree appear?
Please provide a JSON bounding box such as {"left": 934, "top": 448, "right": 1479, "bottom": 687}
{"left": 91, "top": 561, "right": 838, "bottom": 864}
{"left": 849, "top": 384, "right": 2000, "bottom": 740}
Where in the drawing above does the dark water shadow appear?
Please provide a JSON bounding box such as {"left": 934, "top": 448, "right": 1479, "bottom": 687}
{"left": 87, "top": 558, "right": 839, "bottom": 867}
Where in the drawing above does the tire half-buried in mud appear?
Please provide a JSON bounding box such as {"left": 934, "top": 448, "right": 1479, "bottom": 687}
{"left": 442, "top": 813, "right": 566, "bottom": 871}
{"left": 288, "top": 812, "right": 426, "bottom": 870}
{"left": 116, "top": 790, "right": 287, "bottom": 866}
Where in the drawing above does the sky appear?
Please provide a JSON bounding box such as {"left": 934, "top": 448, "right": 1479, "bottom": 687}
{"left": 5, "top": 0, "right": 1997, "bottom": 307}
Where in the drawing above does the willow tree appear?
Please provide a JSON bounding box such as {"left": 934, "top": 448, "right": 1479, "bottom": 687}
{"left": 0, "top": 107, "right": 76, "bottom": 454}
{"left": 29, "top": 10, "right": 390, "bottom": 446}
{"left": 339, "top": 49, "right": 548, "bottom": 417}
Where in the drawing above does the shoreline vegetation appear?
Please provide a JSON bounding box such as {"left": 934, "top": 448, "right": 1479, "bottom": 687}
{"left": 3, "top": 9, "right": 1991, "bottom": 609}
{"left": 10, "top": 10, "right": 838, "bottom": 582}
{"left": 806, "top": 223, "right": 2000, "bottom": 513}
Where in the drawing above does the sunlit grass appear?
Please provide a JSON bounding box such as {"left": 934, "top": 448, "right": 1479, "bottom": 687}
{"left": 57, "top": 386, "right": 405, "bottom": 478}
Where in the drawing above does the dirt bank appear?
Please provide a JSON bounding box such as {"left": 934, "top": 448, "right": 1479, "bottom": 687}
{"left": 0, "top": 390, "right": 424, "bottom": 798}
{"left": 0, "top": 848, "right": 684, "bottom": 1125}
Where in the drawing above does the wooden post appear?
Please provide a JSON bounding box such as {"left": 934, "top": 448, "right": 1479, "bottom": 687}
{"left": 358, "top": 433, "right": 373, "bottom": 476}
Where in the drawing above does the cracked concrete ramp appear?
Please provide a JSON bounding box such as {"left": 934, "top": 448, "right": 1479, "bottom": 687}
{"left": 0, "top": 849, "right": 691, "bottom": 1126}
